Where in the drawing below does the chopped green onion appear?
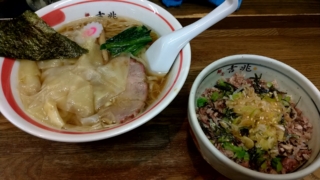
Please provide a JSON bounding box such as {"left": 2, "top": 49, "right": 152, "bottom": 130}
{"left": 267, "top": 82, "right": 273, "bottom": 88}
{"left": 284, "top": 96, "right": 291, "bottom": 102}
{"left": 271, "top": 157, "right": 283, "bottom": 172}
{"left": 197, "top": 97, "right": 208, "bottom": 107}
{"left": 232, "top": 92, "right": 242, "bottom": 100}
{"left": 223, "top": 142, "right": 249, "bottom": 160}
{"left": 211, "top": 91, "right": 221, "bottom": 101}
{"left": 260, "top": 161, "right": 267, "bottom": 170}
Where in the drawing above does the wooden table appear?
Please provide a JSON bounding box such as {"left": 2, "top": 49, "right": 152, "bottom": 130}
{"left": 1, "top": 0, "right": 320, "bottom": 179}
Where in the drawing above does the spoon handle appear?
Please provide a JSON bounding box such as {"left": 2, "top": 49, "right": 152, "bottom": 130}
{"left": 146, "top": 0, "right": 238, "bottom": 74}
{"left": 165, "top": 0, "right": 238, "bottom": 51}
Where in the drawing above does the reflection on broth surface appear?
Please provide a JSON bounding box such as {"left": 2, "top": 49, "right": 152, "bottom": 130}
{"left": 18, "top": 16, "right": 166, "bottom": 131}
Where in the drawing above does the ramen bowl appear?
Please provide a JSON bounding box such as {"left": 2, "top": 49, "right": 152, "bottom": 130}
{"left": 188, "top": 54, "right": 320, "bottom": 180}
{"left": 0, "top": 0, "right": 191, "bottom": 142}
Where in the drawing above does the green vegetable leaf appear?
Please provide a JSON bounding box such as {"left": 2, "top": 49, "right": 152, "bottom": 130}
{"left": 197, "top": 97, "right": 208, "bottom": 107}
{"left": 271, "top": 157, "right": 283, "bottom": 172}
{"left": 100, "top": 25, "right": 152, "bottom": 56}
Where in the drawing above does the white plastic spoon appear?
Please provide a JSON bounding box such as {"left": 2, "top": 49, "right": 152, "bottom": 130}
{"left": 145, "top": 0, "right": 239, "bottom": 75}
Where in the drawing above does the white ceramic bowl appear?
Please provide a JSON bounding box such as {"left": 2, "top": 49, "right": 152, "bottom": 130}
{"left": 0, "top": 0, "right": 191, "bottom": 142}
{"left": 188, "top": 54, "right": 320, "bottom": 180}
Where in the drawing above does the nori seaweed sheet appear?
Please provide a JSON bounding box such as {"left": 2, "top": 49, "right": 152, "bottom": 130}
{"left": 0, "top": 10, "right": 88, "bottom": 60}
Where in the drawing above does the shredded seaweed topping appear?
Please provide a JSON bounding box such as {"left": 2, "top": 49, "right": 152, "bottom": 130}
{"left": 0, "top": 10, "right": 88, "bottom": 60}
{"left": 248, "top": 147, "right": 267, "bottom": 171}
{"left": 214, "top": 79, "right": 236, "bottom": 93}
{"left": 249, "top": 73, "right": 269, "bottom": 94}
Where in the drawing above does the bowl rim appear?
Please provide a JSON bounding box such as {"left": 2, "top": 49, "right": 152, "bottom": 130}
{"left": 0, "top": 0, "right": 191, "bottom": 142}
{"left": 188, "top": 54, "right": 320, "bottom": 179}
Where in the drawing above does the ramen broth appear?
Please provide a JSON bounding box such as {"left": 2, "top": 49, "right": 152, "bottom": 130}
{"left": 18, "top": 16, "right": 165, "bottom": 131}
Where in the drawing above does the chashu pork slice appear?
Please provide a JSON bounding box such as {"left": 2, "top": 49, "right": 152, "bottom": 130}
{"left": 99, "top": 58, "right": 148, "bottom": 124}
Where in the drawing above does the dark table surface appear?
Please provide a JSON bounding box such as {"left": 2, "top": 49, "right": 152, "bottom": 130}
{"left": 0, "top": 0, "right": 33, "bottom": 18}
